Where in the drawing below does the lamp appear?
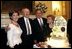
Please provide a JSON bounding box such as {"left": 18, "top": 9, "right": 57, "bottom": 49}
{"left": 52, "top": 1, "right": 61, "bottom": 16}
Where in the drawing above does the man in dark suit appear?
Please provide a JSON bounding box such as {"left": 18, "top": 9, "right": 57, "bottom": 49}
{"left": 33, "top": 9, "right": 49, "bottom": 43}
{"left": 67, "top": 19, "right": 72, "bottom": 46}
{"left": 17, "top": 8, "right": 33, "bottom": 48}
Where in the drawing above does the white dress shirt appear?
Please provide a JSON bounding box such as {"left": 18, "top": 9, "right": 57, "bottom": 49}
{"left": 33, "top": 44, "right": 41, "bottom": 48}
{"left": 24, "top": 17, "right": 32, "bottom": 35}
{"left": 37, "top": 18, "right": 43, "bottom": 26}
{"left": 7, "top": 23, "right": 22, "bottom": 48}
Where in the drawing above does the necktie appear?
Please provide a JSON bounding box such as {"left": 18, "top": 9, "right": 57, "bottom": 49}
{"left": 39, "top": 18, "right": 43, "bottom": 26}
{"left": 26, "top": 19, "right": 30, "bottom": 35}
{"left": 39, "top": 19, "right": 43, "bottom": 30}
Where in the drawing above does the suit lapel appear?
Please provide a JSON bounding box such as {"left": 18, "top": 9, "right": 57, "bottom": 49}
{"left": 42, "top": 18, "right": 44, "bottom": 25}
{"left": 22, "top": 17, "right": 27, "bottom": 34}
{"left": 36, "top": 18, "right": 42, "bottom": 28}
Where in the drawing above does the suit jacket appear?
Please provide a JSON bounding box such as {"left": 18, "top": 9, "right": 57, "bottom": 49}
{"left": 67, "top": 19, "right": 72, "bottom": 44}
{"left": 67, "top": 19, "right": 71, "bottom": 36}
{"left": 33, "top": 18, "right": 51, "bottom": 42}
{"left": 46, "top": 23, "right": 52, "bottom": 37}
{"left": 1, "top": 28, "right": 7, "bottom": 48}
{"left": 17, "top": 17, "right": 34, "bottom": 41}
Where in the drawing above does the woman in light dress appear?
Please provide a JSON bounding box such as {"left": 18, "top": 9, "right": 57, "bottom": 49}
{"left": 6, "top": 10, "right": 22, "bottom": 48}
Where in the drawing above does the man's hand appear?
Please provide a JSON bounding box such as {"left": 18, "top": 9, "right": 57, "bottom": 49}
{"left": 34, "top": 40, "right": 37, "bottom": 44}
{"left": 5, "top": 26, "right": 10, "bottom": 32}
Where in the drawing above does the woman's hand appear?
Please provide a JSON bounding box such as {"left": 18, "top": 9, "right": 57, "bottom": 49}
{"left": 9, "top": 43, "right": 14, "bottom": 48}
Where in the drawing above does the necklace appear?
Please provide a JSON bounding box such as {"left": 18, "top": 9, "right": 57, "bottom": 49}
{"left": 11, "top": 20, "right": 19, "bottom": 27}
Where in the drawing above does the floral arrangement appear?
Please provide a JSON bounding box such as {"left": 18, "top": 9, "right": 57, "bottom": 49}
{"left": 34, "top": 2, "right": 48, "bottom": 13}
{"left": 50, "top": 26, "right": 62, "bottom": 38}
{"left": 50, "top": 26, "right": 67, "bottom": 39}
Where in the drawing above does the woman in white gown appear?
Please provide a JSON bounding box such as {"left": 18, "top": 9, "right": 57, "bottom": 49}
{"left": 6, "top": 10, "right": 22, "bottom": 48}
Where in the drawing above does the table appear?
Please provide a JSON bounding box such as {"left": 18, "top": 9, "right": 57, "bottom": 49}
{"left": 46, "top": 37, "right": 70, "bottom": 48}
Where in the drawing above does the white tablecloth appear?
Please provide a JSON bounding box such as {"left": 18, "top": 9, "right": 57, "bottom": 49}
{"left": 46, "top": 38, "right": 70, "bottom": 48}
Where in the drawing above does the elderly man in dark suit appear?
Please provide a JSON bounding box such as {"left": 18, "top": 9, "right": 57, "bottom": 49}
{"left": 17, "top": 8, "right": 34, "bottom": 48}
